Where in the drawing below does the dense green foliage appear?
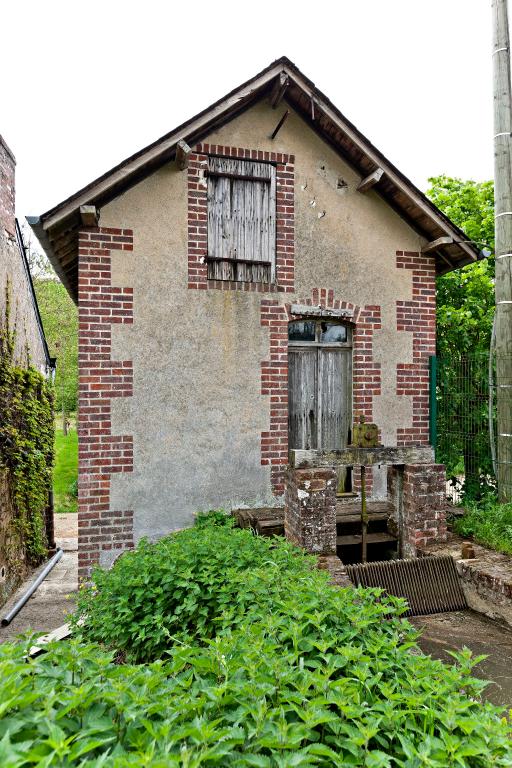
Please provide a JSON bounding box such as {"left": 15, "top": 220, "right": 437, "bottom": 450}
{"left": 0, "top": 287, "right": 54, "bottom": 563}
{"left": 454, "top": 496, "right": 512, "bottom": 555}
{"left": 426, "top": 177, "right": 495, "bottom": 498}
{"left": 16, "top": 516, "right": 502, "bottom": 765}
{"left": 34, "top": 279, "right": 78, "bottom": 413}
{"left": 426, "top": 176, "right": 494, "bottom": 357}
{"left": 53, "top": 426, "right": 78, "bottom": 513}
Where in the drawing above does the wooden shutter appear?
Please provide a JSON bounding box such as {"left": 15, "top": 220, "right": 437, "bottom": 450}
{"left": 207, "top": 157, "right": 276, "bottom": 282}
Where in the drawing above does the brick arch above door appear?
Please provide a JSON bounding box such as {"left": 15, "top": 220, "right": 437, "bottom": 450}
{"left": 260, "top": 290, "right": 382, "bottom": 496}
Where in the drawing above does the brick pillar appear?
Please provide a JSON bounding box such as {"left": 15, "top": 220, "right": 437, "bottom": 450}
{"left": 77, "top": 226, "right": 135, "bottom": 581}
{"left": 402, "top": 463, "right": 447, "bottom": 556}
{"left": 285, "top": 467, "right": 337, "bottom": 555}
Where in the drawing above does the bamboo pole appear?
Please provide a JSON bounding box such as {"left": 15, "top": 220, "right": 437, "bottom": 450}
{"left": 493, "top": 0, "right": 512, "bottom": 501}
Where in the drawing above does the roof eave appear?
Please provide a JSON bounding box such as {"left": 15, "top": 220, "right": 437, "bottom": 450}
{"left": 33, "top": 56, "right": 482, "bottom": 302}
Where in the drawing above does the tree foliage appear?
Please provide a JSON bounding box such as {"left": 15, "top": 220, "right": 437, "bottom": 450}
{"left": 426, "top": 175, "right": 495, "bottom": 356}
{"left": 34, "top": 279, "right": 78, "bottom": 413}
{"left": 426, "top": 177, "right": 495, "bottom": 497}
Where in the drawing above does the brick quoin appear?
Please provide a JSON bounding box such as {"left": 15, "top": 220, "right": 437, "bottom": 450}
{"left": 77, "top": 227, "right": 135, "bottom": 581}
{"left": 187, "top": 144, "right": 295, "bottom": 293}
{"left": 261, "top": 289, "right": 382, "bottom": 496}
{"left": 396, "top": 251, "right": 436, "bottom": 446}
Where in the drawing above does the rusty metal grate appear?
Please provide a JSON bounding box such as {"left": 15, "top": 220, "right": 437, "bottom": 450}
{"left": 345, "top": 556, "right": 467, "bottom": 617}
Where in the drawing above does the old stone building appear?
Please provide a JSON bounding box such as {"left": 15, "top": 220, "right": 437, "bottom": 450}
{"left": 29, "top": 58, "right": 482, "bottom": 579}
{"left": 1, "top": 134, "right": 54, "bottom": 604}
{"left": 0, "top": 136, "right": 51, "bottom": 372}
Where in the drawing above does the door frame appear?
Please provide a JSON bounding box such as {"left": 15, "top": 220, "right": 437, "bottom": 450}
{"left": 288, "top": 319, "right": 353, "bottom": 451}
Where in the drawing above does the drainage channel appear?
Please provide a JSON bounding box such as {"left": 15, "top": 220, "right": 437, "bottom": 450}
{"left": 345, "top": 555, "right": 467, "bottom": 617}
{"left": 345, "top": 555, "right": 512, "bottom": 708}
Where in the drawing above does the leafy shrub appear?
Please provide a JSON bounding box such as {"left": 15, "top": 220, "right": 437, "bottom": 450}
{"left": 74, "top": 518, "right": 324, "bottom": 662}
{"left": 2, "top": 514, "right": 506, "bottom": 765}
{"left": 1, "top": 622, "right": 511, "bottom": 766}
{"left": 454, "top": 496, "right": 512, "bottom": 555}
{"left": 68, "top": 478, "right": 78, "bottom": 498}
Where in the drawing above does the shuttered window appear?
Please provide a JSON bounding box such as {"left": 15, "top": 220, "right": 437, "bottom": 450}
{"left": 207, "top": 157, "right": 276, "bottom": 282}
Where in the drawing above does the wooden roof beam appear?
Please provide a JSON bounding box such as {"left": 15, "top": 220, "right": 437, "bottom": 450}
{"left": 422, "top": 236, "right": 454, "bottom": 254}
{"left": 80, "top": 205, "right": 99, "bottom": 227}
{"left": 357, "top": 167, "right": 384, "bottom": 193}
{"left": 176, "top": 139, "right": 191, "bottom": 171}
{"left": 269, "top": 72, "right": 289, "bottom": 108}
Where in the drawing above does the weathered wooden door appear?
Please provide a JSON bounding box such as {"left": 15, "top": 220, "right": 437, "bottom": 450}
{"left": 288, "top": 320, "right": 352, "bottom": 452}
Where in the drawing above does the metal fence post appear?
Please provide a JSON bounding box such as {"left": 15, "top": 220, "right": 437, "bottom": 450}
{"left": 429, "top": 355, "right": 437, "bottom": 449}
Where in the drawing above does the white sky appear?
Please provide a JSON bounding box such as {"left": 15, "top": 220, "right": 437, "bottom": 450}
{"left": 1, "top": 0, "right": 497, "bottom": 223}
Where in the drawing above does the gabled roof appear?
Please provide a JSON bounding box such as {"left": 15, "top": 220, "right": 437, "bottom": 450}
{"left": 15, "top": 219, "right": 53, "bottom": 370}
{"left": 29, "top": 56, "right": 482, "bottom": 303}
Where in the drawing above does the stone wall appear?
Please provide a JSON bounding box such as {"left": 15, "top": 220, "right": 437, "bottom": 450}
{"left": 284, "top": 466, "right": 337, "bottom": 555}
{"left": 401, "top": 464, "right": 447, "bottom": 557}
{"left": 0, "top": 135, "right": 48, "bottom": 372}
{"left": 0, "top": 469, "right": 26, "bottom": 606}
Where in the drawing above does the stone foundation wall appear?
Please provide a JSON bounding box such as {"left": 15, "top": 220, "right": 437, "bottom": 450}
{"left": 401, "top": 464, "right": 447, "bottom": 557}
{"left": 284, "top": 467, "right": 337, "bottom": 555}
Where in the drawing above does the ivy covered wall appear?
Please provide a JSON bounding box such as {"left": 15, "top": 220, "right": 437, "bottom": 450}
{"left": 0, "top": 285, "right": 54, "bottom": 606}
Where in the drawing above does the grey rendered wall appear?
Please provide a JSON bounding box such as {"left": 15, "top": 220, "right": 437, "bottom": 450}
{"left": 98, "top": 101, "right": 424, "bottom": 541}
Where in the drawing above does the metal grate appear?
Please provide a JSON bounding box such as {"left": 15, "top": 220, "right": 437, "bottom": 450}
{"left": 345, "top": 556, "right": 467, "bottom": 617}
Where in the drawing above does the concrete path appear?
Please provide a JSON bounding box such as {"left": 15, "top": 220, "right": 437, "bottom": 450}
{"left": 0, "top": 513, "right": 77, "bottom": 643}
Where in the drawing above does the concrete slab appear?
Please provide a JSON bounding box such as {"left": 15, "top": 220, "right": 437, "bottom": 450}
{"left": 0, "top": 514, "right": 77, "bottom": 643}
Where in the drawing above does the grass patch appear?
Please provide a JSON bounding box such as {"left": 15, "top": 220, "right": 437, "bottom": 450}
{"left": 453, "top": 496, "right": 512, "bottom": 555}
{"left": 53, "top": 427, "right": 78, "bottom": 513}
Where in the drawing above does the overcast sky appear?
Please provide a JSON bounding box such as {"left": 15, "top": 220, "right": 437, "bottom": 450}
{"left": 1, "top": 0, "right": 497, "bottom": 223}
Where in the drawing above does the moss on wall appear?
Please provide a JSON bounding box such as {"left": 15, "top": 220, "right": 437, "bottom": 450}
{"left": 0, "top": 283, "right": 54, "bottom": 605}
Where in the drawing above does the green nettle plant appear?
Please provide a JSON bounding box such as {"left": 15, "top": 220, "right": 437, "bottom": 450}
{"left": 1, "top": 515, "right": 512, "bottom": 765}
{"left": 0, "top": 283, "right": 54, "bottom": 563}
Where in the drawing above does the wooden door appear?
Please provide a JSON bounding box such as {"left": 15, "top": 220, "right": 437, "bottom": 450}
{"left": 288, "top": 348, "right": 318, "bottom": 450}
{"left": 288, "top": 321, "right": 352, "bottom": 452}
{"left": 318, "top": 348, "right": 352, "bottom": 450}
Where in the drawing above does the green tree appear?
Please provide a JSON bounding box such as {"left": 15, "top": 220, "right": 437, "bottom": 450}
{"left": 426, "top": 175, "right": 495, "bottom": 356}
{"left": 426, "top": 176, "right": 495, "bottom": 498}
{"left": 34, "top": 279, "right": 78, "bottom": 418}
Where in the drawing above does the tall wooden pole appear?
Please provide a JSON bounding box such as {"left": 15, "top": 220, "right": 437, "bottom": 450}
{"left": 493, "top": 0, "right": 512, "bottom": 501}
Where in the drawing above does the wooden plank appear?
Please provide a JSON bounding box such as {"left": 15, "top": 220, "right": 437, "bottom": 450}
{"left": 79, "top": 205, "right": 98, "bottom": 227}
{"left": 291, "top": 445, "right": 435, "bottom": 468}
{"left": 270, "top": 110, "right": 289, "bottom": 140}
{"left": 336, "top": 512, "right": 389, "bottom": 524}
{"left": 269, "top": 72, "right": 289, "bottom": 108}
{"left": 288, "top": 347, "right": 318, "bottom": 450}
{"left": 206, "top": 170, "right": 272, "bottom": 184}
{"left": 207, "top": 157, "right": 275, "bottom": 282}
{"left": 318, "top": 348, "right": 351, "bottom": 450}
{"left": 336, "top": 500, "right": 393, "bottom": 516}
{"left": 357, "top": 167, "right": 384, "bottom": 193}
{"left": 337, "top": 532, "right": 397, "bottom": 546}
{"left": 290, "top": 304, "right": 354, "bottom": 319}
{"left": 29, "top": 621, "right": 75, "bottom": 657}
{"left": 421, "top": 236, "right": 454, "bottom": 254}
{"left": 175, "top": 139, "right": 191, "bottom": 171}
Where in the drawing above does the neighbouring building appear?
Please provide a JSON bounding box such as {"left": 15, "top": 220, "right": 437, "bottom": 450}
{"left": 29, "top": 58, "right": 482, "bottom": 580}
{"left": 0, "top": 134, "right": 54, "bottom": 603}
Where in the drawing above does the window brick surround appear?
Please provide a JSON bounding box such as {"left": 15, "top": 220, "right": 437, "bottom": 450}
{"left": 396, "top": 251, "right": 436, "bottom": 446}
{"left": 187, "top": 144, "right": 295, "bottom": 292}
{"left": 77, "top": 227, "right": 135, "bottom": 580}
{"left": 261, "top": 290, "right": 382, "bottom": 496}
